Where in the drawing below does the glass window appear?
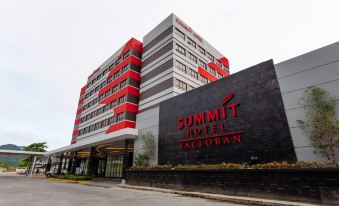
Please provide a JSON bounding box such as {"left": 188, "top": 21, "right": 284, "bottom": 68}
{"left": 198, "top": 59, "right": 207, "bottom": 69}
{"left": 108, "top": 116, "right": 115, "bottom": 125}
{"left": 175, "top": 79, "right": 187, "bottom": 91}
{"left": 112, "top": 85, "right": 119, "bottom": 93}
{"left": 198, "top": 46, "right": 205, "bottom": 55}
{"left": 188, "top": 52, "right": 197, "bottom": 63}
{"left": 216, "top": 72, "right": 223, "bottom": 78}
{"left": 102, "top": 119, "right": 108, "bottom": 127}
{"left": 107, "top": 76, "right": 113, "bottom": 84}
{"left": 175, "top": 28, "right": 185, "bottom": 40}
{"left": 207, "top": 52, "right": 214, "bottom": 61}
{"left": 120, "top": 80, "right": 127, "bottom": 88}
{"left": 116, "top": 57, "right": 122, "bottom": 65}
{"left": 187, "top": 38, "right": 196, "bottom": 48}
{"left": 118, "top": 95, "right": 127, "bottom": 104}
{"left": 121, "top": 65, "right": 128, "bottom": 74}
{"left": 209, "top": 67, "right": 216, "bottom": 75}
{"left": 123, "top": 52, "right": 129, "bottom": 60}
{"left": 102, "top": 69, "right": 108, "bottom": 76}
{"left": 175, "top": 60, "right": 186, "bottom": 73}
{"left": 216, "top": 60, "right": 222, "bottom": 68}
{"left": 116, "top": 113, "right": 124, "bottom": 122}
{"left": 175, "top": 44, "right": 186, "bottom": 55}
{"left": 188, "top": 69, "right": 199, "bottom": 80}
{"left": 199, "top": 75, "right": 208, "bottom": 84}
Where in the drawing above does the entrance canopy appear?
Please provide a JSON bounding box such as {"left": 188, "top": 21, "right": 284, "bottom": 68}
{"left": 45, "top": 128, "right": 138, "bottom": 156}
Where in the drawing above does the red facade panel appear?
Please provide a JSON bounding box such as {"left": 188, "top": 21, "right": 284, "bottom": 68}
{"left": 207, "top": 62, "right": 228, "bottom": 77}
{"left": 105, "top": 121, "right": 136, "bottom": 134}
{"left": 197, "top": 66, "right": 218, "bottom": 81}
{"left": 100, "top": 86, "right": 140, "bottom": 105}
{"left": 106, "top": 55, "right": 142, "bottom": 79}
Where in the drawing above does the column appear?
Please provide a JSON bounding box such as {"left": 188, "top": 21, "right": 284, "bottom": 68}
{"left": 57, "top": 153, "right": 64, "bottom": 175}
{"left": 122, "top": 140, "right": 132, "bottom": 179}
{"left": 86, "top": 147, "right": 96, "bottom": 176}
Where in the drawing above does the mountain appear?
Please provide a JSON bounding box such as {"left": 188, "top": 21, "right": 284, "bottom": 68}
{"left": 0, "top": 144, "right": 24, "bottom": 167}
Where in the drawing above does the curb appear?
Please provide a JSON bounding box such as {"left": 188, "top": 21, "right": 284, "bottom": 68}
{"left": 47, "top": 178, "right": 89, "bottom": 184}
{"left": 117, "top": 184, "right": 319, "bottom": 206}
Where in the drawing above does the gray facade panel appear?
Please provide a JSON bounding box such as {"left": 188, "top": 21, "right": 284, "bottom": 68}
{"left": 275, "top": 42, "right": 339, "bottom": 162}
{"left": 139, "top": 78, "right": 174, "bottom": 101}
{"left": 141, "top": 59, "right": 173, "bottom": 83}
{"left": 142, "top": 41, "right": 173, "bottom": 68}
{"left": 143, "top": 26, "right": 173, "bottom": 53}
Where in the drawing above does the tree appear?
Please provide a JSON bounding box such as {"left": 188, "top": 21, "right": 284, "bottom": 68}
{"left": 134, "top": 132, "right": 155, "bottom": 167}
{"left": 18, "top": 142, "right": 48, "bottom": 168}
{"left": 297, "top": 86, "right": 339, "bottom": 164}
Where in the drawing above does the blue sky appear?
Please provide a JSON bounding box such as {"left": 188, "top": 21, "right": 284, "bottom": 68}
{"left": 0, "top": 0, "right": 338, "bottom": 150}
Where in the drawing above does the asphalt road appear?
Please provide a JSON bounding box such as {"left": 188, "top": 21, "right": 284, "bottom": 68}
{"left": 0, "top": 176, "right": 242, "bottom": 206}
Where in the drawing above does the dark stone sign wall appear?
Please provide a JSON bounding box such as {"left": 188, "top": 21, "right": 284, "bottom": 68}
{"left": 158, "top": 60, "right": 297, "bottom": 164}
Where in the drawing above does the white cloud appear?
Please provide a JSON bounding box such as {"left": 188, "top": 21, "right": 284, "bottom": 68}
{"left": 0, "top": 0, "right": 338, "bottom": 150}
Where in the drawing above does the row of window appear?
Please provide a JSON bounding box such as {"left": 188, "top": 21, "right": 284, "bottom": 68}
{"left": 175, "top": 44, "right": 224, "bottom": 79}
{"left": 85, "top": 52, "right": 130, "bottom": 97}
{"left": 175, "top": 60, "right": 209, "bottom": 84}
{"left": 174, "top": 27, "right": 228, "bottom": 71}
{"left": 174, "top": 78, "right": 195, "bottom": 92}
{"left": 78, "top": 113, "right": 124, "bottom": 136}
{"left": 80, "top": 95, "right": 127, "bottom": 124}
{"left": 83, "top": 78, "right": 128, "bottom": 111}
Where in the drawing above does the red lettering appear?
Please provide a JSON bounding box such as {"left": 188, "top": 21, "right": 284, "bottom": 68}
{"left": 177, "top": 118, "right": 184, "bottom": 129}
{"left": 185, "top": 142, "right": 191, "bottom": 149}
{"left": 194, "top": 128, "right": 201, "bottom": 135}
{"left": 211, "top": 124, "right": 217, "bottom": 133}
{"left": 198, "top": 141, "right": 203, "bottom": 148}
{"left": 186, "top": 129, "right": 193, "bottom": 136}
{"left": 193, "top": 112, "right": 205, "bottom": 125}
{"left": 214, "top": 138, "right": 221, "bottom": 145}
{"left": 221, "top": 106, "right": 227, "bottom": 119}
{"left": 184, "top": 116, "right": 193, "bottom": 127}
{"left": 219, "top": 123, "right": 226, "bottom": 131}
{"left": 205, "top": 139, "right": 213, "bottom": 146}
{"left": 207, "top": 108, "right": 220, "bottom": 122}
{"left": 179, "top": 143, "right": 184, "bottom": 150}
{"left": 223, "top": 137, "right": 231, "bottom": 144}
{"left": 228, "top": 103, "right": 240, "bottom": 117}
{"left": 233, "top": 135, "right": 241, "bottom": 143}
{"left": 191, "top": 141, "right": 196, "bottom": 148}
{"left": 203, "top": 125, "right": 209, "bottom": 133}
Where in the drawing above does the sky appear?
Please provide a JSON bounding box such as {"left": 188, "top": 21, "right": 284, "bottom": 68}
{"left": 0, "top": 0, "right": 338, "bottom": 150}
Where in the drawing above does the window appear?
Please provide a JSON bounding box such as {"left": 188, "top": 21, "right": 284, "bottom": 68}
{"left": 175, "top": 28, "right": 185, "bottom": 40}
{"left": 85, "top": 93, "right": 90, "bottom": 99}
{"left": 175, "top": 44, "right": 186, "bottom": 55}
{"left": 175, "top": 79, "right": 187, "bottom": 91}
{"left": 95, "top": 122, "right": 101, "bottom": 130}
{"left": 84, "top": 127, "right": 89, "bottom": 134}
{"left": 105, "top": 90, "right": 111, "bottom": 98}
{"left": 216, "top": 72, "right": 223, "bottom": 78}
{"left": 116, "top": 113, "right": 124, "bottom": 122}
{"left": 91, "top": 111, "right": 96, "bottom": 118}
{"left": 121, "top": 65, "right": 128, "bottom": 74}
{"left": 123, "top": 52, "right": 129, "bottom": 60}
{"left": 107, "top": 76, "right": 113, "bottom": 84}
{"left": 207, "top": 52, "right": 214, "bottom": 61}
{"left": 208, "top": 67, "right": 216, "bottom": 75}
{"left": 79, "top": 129, "right": 83, "bottom": 136}
{"left": 112, "top": 85, "right": 119, "bottom": 93}
{"left": 187, "top": 85, "right": 195, "bottom": 91}
{"left": 90, "top": 90, "right": 94, "bottom": 95}
{"left": 102, "top": 119, "right": 108, "bottom": 127}
{"left": 175, "top": 60, "right": 186, "bottom": 73}
{"left": 198, "top": 46, "right": 205, "bottom": 55}
{"left": 199, "top": 75, "right": 208, "bottom": 84}
{"left": 109, "top": 63, "right": 114, "bottom": 71}
{"left": 108, "top": 116, "right": 115, "bottom": 125}
{"left": 102, "top": 69, "right": 108, "bottom": 76}
{"left": 114, "top": 72, "right": 120, "bottom": 79}
{"left": 101, "top": 81, "right": 107, "bottom": 88}
{"left": 111, "top": 100, "right": 118, "bottom": 108}
{"left": 96, "top": 74, "right": 101, "bottom": 81}
{"left": 89, "top": 125, "right": 95, "bottom": 132}
{"left": 116, "top": 57, "right": 122, "bottom": 65}
{"left": 99, "top": 95, "right": 104, "bottom": 101}
{"left": 95, "top": 86, "right": 100, "bottom": 92}
{"left": 188, "top": 69, "right": 199, "bottom": 80}
{"left": 188, "top": 52, "right": 197, "bottom": 63}
{"left": 118, "top": 95, "right": 127, "bottom": 104}
{"left": 187, "top": 38, "right": 196, "bottom": 48}
{"left": 103, "top": 104, "right": 109, "bottom": 112}
{"left": 97, "top": 107, "right": 103, "bottom": 115}
{"left": 198, "top": 59, "right": 207, "bottom": 69}
{"left": 120, "top": 80, "right": 127, "bottom": 88}
{"left": 216, "top": 60, "right": 222, "bottom": 68}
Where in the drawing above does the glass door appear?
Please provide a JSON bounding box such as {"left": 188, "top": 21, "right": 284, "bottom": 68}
{"left": 105, "top": 154, "right": 123, "bottom": 178}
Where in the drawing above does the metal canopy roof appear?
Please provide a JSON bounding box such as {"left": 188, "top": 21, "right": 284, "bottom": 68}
{"left": 0, "top": 149, "right": 45, "bottom": 156}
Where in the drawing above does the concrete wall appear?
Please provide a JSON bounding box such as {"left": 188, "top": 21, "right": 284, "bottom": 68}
{"left": 275, "top": 42, "right": 339, "bottom": 161}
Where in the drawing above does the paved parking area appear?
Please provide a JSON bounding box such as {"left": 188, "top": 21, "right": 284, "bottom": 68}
{"left": 0, "top": 176, "right": 242, "bottom": 206}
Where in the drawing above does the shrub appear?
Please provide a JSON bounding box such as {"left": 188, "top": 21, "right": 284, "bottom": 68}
{"left": 50, "top": 174, "right": 94, "bottom": 181}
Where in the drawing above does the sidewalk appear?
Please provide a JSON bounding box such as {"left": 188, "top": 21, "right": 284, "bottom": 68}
{"left": 117, "top": 184, "right": 321, "bottom": 206}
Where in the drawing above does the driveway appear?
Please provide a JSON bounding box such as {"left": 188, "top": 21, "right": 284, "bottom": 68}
{"left": 0, "top": 176, "right": 242, "bottom": 206}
